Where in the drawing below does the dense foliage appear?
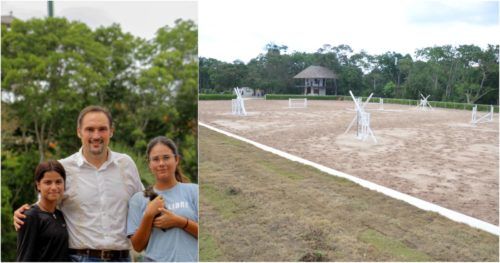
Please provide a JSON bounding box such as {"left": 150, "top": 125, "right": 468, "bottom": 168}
{"left": 200, "top": 43, "right": 499, "bottom": 105}
{"left": 1, "top": 17, "right": 197, "bottom": 261}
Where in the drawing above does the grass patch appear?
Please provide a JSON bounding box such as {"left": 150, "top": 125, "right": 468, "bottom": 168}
{"left": 259, "top": 159, "right": 305, "bottom": 180}
{"left": 299, "top": 251, "right": 328, "bottom": 262}
{"left": 198, "top": 126, "right": 499, "bottom": 261}
{"left": 200, "top": 183, "right": 241, "bottom": 219}
{"left": 358, "top": 228, "right": 431, "bottom": 261}
{"left": 199, "top": 231, "right": 223, "bottom": 261}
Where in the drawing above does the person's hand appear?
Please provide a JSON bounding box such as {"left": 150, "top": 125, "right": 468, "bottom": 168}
{"left": 13, "top": 204, "right": 30, "bottom": 231}
{"left": 145, "top": 195, "right": 164, "bottom": 218}
{"left": 153, "top": 208, "right": 184, "bottom": 230}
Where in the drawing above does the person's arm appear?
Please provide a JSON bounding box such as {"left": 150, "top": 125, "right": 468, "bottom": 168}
{"left": 13, "top": 204, "right": 31, "bottom": 231}
{"left": 181, "top": 214, "right": 198, "bottom": 239}
{"left": 153, "top": 208, "right": 198, "bottom": 239}
{"left": 16, "top": 212, "right": 38, "bottom": 261}
{"left": 129, "top": 196, "right": 164, "bottom": 252}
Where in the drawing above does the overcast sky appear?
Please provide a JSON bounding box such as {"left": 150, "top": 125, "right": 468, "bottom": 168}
{"left": 2, "top": 0, "right": 498, "bottom": 64}
{"left": 199, "top": 0, "right": 499, "bottom": 63}
{"left": 1, "top": 1, "right": 198, "bottom": 40}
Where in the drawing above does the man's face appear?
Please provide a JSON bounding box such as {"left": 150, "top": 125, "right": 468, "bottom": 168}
{"left": 77, "top": 112, "right": 113, "bottom": 157}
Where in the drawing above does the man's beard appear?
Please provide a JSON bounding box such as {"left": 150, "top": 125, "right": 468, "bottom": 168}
{"left": 88, "top": 139, "right": 105, "bottom": 155}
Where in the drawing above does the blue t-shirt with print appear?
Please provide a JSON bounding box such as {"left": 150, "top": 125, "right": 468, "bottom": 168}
{"left": 127, "top": 183, "right": 198, "bottom": 262}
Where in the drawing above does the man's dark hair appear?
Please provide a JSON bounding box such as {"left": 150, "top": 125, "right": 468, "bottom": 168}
{"left": 77, "top": 105, "right": 113, "bottom": 128}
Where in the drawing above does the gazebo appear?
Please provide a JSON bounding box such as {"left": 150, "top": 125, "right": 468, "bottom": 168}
{"left": 293, "top": 65, "right": 337, "bottom": 95}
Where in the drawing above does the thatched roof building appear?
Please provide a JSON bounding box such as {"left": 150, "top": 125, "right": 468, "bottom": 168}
{"left": 1, "top": 11, "right": 17, "bottom": 29}
{"left": 293, "top": 65, "right": 337, "bottom": 79}
{"left": 293, "top": 65, "right": 336, "bottom": 95}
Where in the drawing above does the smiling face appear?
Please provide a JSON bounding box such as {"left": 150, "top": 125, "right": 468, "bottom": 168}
{"left": 36, "top": 171, "right": 65, "bottom": 202}
{"left": 77, "top": 111, "right": 113, "bottom": 158}
{"left": 148, "top": 143, "right": 179, "bottom": 184}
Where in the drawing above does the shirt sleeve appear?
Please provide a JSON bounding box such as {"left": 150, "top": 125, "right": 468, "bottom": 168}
{"left": 16, "top": 213, "right": 39, "bottom": 261}
{"left": 127, "top": 155, "right": 145, "bottom": 193}
{"left": 126, "top": 193, "right": 144, "bottom": 238}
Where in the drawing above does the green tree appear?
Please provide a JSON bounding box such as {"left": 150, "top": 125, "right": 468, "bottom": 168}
{"left": 2, "top": 18, "right": 109, "bottom": 161}
{"left": 1, "top": 17, "right": 199, "bottom": 261}
{"left": 199, "top": 42, "right": 498, "bottom": 105}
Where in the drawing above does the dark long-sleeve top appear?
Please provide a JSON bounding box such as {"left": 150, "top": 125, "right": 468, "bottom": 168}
{"left": 16, "top": 204, "right": 69, "bottom": 262}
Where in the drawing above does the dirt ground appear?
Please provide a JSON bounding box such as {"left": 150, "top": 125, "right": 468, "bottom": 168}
{"left": 199, "top": 99, "right": 499, "bottom": 225}
{"left": 199, "top": 127, "right": 499, "bottom": 261}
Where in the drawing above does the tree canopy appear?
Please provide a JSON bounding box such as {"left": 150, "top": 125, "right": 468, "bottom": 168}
{"left": 200, "top": 43, "right": 499, "bottom": 105}
{"left": 1, "top": 17, "right": 197, "bottom": 261}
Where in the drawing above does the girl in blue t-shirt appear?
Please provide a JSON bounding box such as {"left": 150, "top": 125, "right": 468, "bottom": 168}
{"left": 127, "top": 136, "right": 198, "bottom": 262}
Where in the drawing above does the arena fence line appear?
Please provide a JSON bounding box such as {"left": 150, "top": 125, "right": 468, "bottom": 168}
{"left": 264, "top": 94, "right": 499, "bottom": 112}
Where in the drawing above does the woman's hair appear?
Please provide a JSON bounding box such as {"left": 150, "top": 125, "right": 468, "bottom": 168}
{"left": 146, "top": 136, "right": 190, "bottom": 183}
{"left": 34, "top": 160, "right": 66, "bottom": 191}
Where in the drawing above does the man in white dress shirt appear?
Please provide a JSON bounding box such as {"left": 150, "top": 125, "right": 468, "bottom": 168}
{"left": 14, "top": 106, "right": 144, "bottom": 262}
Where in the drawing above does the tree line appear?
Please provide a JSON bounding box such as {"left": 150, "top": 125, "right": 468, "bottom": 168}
{"left": 1, "top": 17, "right": 197, "bottom": 261}
{"left": 200, "top": 43, "right": 499, "bottom": 105}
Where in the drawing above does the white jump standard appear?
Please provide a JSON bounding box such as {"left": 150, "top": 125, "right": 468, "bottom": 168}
{"left": 231, "top": 87, "right": 247, "bottom": 116}
{"left": 471, "top": 105, "right": 493, "bottom": 126}
{"left": 288, "top": 98, "right": 307, "bottom": 108}
{"left": 416, "top": 93, "right": 433, "bottom": 111}
{"left": 344, "top": 90, "right": 377, "bottom": 143}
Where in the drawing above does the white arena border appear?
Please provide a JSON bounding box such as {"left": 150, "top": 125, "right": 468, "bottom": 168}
{"left": 199, "top": 122, "right": 500, "bottom": 236}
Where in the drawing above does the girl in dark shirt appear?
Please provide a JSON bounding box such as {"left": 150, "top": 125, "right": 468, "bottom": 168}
{"left": 16, "top": 160, "right": 69, "bottom": 262}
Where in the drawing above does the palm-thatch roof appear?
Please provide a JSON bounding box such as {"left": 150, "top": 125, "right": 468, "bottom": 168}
{"left": 1, "top": 14, "right": 16, "bottom": 26}
{"left": 293, "top": 65, "right": 336, "bottom": 79}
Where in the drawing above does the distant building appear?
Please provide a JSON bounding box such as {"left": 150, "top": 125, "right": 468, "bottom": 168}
{"left": 293, "top": 65, "right": 337, "bottom": 96}
{"left": 1, "top": 11, "right": 17, "bottom": 29}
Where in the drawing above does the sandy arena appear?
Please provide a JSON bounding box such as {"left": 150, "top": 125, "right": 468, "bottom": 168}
{"left": 199, "top": 99, "right": 499, "bottom": 225}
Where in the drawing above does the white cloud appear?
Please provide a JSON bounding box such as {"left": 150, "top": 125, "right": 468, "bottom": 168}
{"left": 1, "top": 1, "right": 198, "bottom": 40}
{"left": 199, "top": 0, "right": 499, "bottom": 63}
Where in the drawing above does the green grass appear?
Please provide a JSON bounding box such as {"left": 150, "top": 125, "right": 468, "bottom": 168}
{"left": 358, "top": 228, "right": 432, "bottom": 261}
{"left": 198, "top": 126, "right": 499, "bottom": 261}
{"left": 199, "top": 231, "right": 223, "bottom": 261}
{"left": 258, "top": 159, "right": 305, "bottom": 180}
{"left": 200, "top": 183, "right": 241, "bottom": 219}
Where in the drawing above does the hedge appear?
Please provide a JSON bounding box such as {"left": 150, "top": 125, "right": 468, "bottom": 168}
{"left": 264, "top": 94, "right": 498, "bottom": 112}
{"left": 199, "top": 94, "right": 236, "bottom": 100}
{"left": 198, "top": 93, "right": 498, "bottom": 112}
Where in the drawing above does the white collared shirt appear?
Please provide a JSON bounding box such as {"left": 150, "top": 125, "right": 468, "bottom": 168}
{"left": 59, "top": 148, "right": 144, "bottom": 250}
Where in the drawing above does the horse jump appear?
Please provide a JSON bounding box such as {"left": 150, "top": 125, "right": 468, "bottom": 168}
{"left": 471, "top": 105, "right": 493, "bottom": 126}
{"left": 232, "top": 87, "right": 247, "bottom": 116}
{"left": 416, "top": 94, "right": 433, "bottom": 111}
{"left": 345, "top": 91, "right": 377, "bottom": 143}
{"left": 289, "top": 98, "right": 307, "bottom": 108}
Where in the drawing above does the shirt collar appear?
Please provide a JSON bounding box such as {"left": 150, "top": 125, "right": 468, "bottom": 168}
{"left": 76, "top": 147, "right": 115, "bottom": 168}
